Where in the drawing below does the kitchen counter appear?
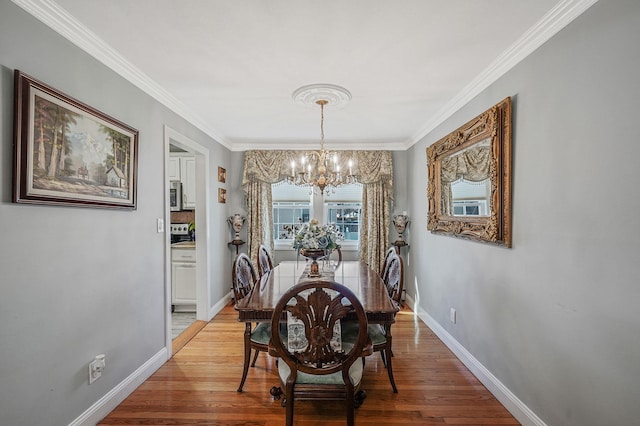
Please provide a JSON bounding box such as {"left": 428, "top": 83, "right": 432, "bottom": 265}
{"left": 171, "top": 241, "right": 196, "bottom": 249}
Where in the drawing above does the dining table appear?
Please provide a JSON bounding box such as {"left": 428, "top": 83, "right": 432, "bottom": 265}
{"left": 235, "top": 259, "right": 399, "bottom": 325}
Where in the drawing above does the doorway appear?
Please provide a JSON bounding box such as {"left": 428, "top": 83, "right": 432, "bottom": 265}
{"left": 164, "top": 126, "right": 211, "bottom": 356}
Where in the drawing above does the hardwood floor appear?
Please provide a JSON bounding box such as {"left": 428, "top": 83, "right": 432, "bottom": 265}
{"left": 171, "top": 319, "right": 206, "bottom": 355}
{"left": 99, "top": 303, "right": 520, "bottom": 425}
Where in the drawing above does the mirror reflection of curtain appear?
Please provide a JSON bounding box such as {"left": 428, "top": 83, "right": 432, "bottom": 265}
{"left": 242, "top": 150, "right": 393, "bottom": 268}
{"left": 440, "top": 145, "right": 490, "bottom": 215}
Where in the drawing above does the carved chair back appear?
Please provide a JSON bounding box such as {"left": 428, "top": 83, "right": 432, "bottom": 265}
{"left": 232, "top": 253, "right": 258, "bottom": 302}
{"left": 258, "top": 244, "right": 274, "bottom": 276}
{"left": 269, "top": 280, "right": 369, "bottom": 426}
{"left": 380, "top": 247, "right": 397, "bottom": 282}
{"left": 383, "top": 251, "right": 404, "bottom": 306}
{"left": 272, "top": 280, "right": 367, "bottom": 374}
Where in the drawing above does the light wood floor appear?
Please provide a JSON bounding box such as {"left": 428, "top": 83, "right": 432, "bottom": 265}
{"left": 99, "top": 303, "right": 520, "bottom": 425}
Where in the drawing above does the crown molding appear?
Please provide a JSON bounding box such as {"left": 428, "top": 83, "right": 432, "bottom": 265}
{"left": 409, "top": 0, "right": 599, "bottom": 146}
{"left": 13, "top": 0, "right": 598, "bottom": 152}
{"left": 11, "top": 0, "right": 233, "bottom": 150}
{"left": 229, "top": 139, "right": 409, "bottom": 152}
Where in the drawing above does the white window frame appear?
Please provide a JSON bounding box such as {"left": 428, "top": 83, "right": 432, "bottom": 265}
{"left": 452, "top": 199, "right": 488, "bottom": 216}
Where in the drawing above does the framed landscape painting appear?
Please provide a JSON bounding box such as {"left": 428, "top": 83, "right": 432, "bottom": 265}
{"left": 13, "top": 70, "right": 138, "bottom": 209}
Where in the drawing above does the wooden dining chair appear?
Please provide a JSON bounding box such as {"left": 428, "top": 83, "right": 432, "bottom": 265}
{"left": 232, "top": 252, "right": 271, "bottom": 392}
{"left": 269, "top": 280, "right": 372, "bottom": 426}
{"left": 368, "top": 250, "right": 404, "bottom": 393}
{"left": 383, "top": 251, "right": 404, "bottom": 307}
{"left": 257, "top": 244, "right": 274, "bottom": 277}
{"left": 379, "top": 246, "right": 396, "bottom": 279}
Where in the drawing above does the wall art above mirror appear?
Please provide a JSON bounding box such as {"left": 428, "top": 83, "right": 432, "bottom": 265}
{"left": 426, "top": 97, "right": 512, "bottom": 247}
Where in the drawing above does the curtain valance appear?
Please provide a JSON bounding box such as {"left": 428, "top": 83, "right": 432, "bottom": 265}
{"left": 440, "top": 145, "right": 490, "bottom": 183}
{"left": 242, "top": 150, "right": 394, "bottom": 189}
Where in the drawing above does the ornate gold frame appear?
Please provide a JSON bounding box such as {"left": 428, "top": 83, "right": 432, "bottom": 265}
{"left": 426, "top": 97, "right": 512, "bottom": 247}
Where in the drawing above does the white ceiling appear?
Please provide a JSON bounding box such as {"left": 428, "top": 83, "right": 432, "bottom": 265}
{"left": 17, "top": 0, "right": 596, "bottom": 150}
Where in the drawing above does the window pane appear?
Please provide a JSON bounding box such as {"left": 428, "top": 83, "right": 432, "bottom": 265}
{"left": 326, "top": 202, "right": 361, "bottom": 242}
{"left": 280, "top": 209, "right": 294, "bottom": 224}
{"left": 273, "top": 202, "right": 310, "bottom": 240}
{"left": 466, "top": 205, "right": 479, "bottom": 215}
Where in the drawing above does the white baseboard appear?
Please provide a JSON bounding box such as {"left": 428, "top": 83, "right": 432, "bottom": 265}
{"left": 71, "top": 294, "right": 233, "bottom": 426}
{"left": 404, "top": 294, "right": 546, "bottom": 426}
{"left": 69, "top": 347, "right": 168, "bottom": 426}
{"left": 209, "top": 292, "right": 232, "bottom": 319}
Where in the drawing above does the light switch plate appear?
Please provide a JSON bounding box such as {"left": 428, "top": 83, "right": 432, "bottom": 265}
{"left": 157, "top": 218, "right": 164, "bottom": 233}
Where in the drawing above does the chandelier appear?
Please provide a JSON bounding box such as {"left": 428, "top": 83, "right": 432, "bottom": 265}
{"left": 288, "top": 84, "right": 357, "bottom": 195}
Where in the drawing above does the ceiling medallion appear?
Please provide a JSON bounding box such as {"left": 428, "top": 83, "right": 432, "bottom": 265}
{"left": 292, "top": 84, "right": 352, "bottom": 109}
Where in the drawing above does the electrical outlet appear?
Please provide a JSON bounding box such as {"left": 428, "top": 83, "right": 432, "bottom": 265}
{"left": 450, "top": 308, "right": 456, "bottom": 324}
{"left": 89, "top": 354, "right": 106, "bottom": 384}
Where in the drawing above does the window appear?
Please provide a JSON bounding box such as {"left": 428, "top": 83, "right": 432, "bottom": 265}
{"left": 272, "top": 182, "right": 362, "bottom": 250}
{"left": 273, "top": 202, "right": 310, "bottom": 240}
{"left": 450, "top": 178, "right": 489, "bottom": 216}
{"left": 452, "top": 200, "right": 486, "bottom": 216}
{"left": 326, "top": 202, "right": 361, "bottom": 241}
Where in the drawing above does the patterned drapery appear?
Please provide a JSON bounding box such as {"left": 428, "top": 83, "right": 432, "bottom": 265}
{"left": 242, "top": 150, "right": 393, "bottom": 267}
{"left": 360, "top": 180, "right": 392, "bottom": 273}
{"left": 243, "top": 179, "right": 273, "bottom": 266}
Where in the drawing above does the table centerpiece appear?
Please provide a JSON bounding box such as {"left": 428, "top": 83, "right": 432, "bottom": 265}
{"left": 293, "top": 219, "right": 344, "bottom": 277}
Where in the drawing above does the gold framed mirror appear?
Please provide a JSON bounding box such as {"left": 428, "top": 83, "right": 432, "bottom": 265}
{"left": 426, "top": 97, "right": 512, "bottom": 247}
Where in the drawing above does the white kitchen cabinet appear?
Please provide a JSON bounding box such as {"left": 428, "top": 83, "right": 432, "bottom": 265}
{"left": 170, "top": 154, "right": 196, "bottom": 210}
{"left": 168, "top": 156, "right": 181, "bottom": 181}
{"left": 181, "top": 156, "right": 196, "bottom": 210}
{"left": 171, "top": 246, "right": 196, "bottom": 307}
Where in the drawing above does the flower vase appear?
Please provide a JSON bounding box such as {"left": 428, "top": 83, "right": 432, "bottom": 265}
{"left": 300, "top": 248, "right": 325, "bottom": 278}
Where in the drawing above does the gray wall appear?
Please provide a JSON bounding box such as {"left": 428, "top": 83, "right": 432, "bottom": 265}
{"left": 0, "top": 2, "right": 231, "bottom": 425}
{"left": 3, "top": 0, "right": 639, "bottom": 425}
{"left": 405, "top": 1, "right": 640, "bottom": 425}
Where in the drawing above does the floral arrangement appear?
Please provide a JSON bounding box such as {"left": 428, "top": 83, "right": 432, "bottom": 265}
{"left": 293, "top": 219, "right": 343, "bottom": 252}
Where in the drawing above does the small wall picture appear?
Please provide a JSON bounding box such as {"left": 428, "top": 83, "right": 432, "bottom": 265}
{"left": 217, "top": 166, "right": 226, "bottom": 183}
{"left": 218, "top": 188, "right": 226, "bottom": 203}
